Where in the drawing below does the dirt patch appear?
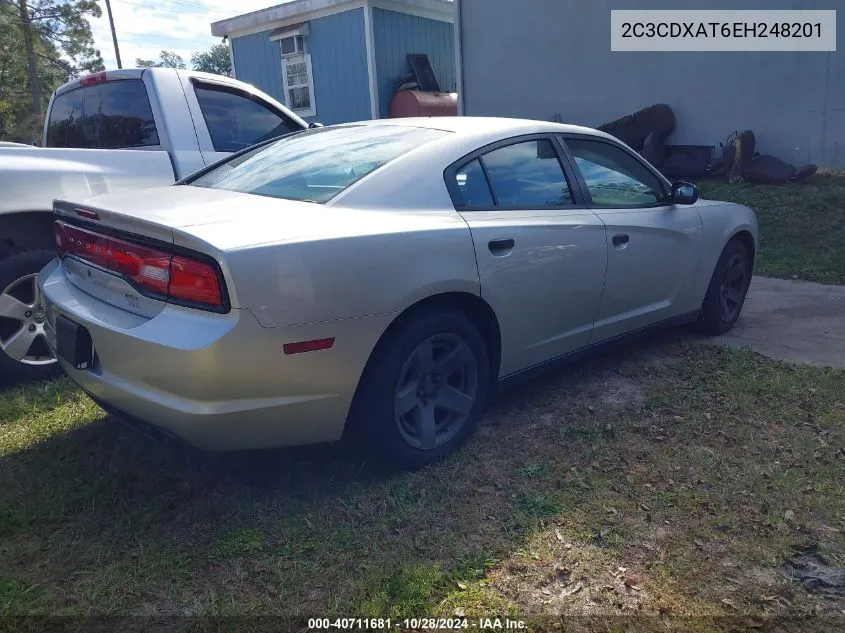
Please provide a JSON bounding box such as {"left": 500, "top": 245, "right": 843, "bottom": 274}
{"left": 595, "top": 374, "right": 647, "bottom": 407}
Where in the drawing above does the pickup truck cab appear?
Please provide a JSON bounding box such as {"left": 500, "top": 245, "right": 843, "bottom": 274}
{"left": 0, "top": 68, "right": 310, "bottom": 383}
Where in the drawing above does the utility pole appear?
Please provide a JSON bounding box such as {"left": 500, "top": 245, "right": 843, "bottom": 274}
{"left": 103, "top": 0, "right": 122, "bottom": 69}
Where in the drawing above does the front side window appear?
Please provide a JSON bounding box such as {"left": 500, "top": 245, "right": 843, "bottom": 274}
{"left": 46, "top": 79, "right": 159, "bottom": 149}
{"left": 480, "top": 139, "right": 574, "bottom": 208}
{"left": 564, "top": 137, "right": 665, "bottom": 207}
{"left": 194, "top": 83, "right": 300, "bottom": 152}
{"left": 188, "top": 125, "right": 448, "bottom": 203}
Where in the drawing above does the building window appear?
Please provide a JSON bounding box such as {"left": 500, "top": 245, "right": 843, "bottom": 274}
{"left": 279, "top": 34, "right": 304, "bottom": 55}
{"left": 278, "top": 31, "right": 316, "bottom": 118}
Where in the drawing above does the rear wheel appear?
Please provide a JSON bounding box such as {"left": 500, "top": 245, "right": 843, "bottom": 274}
{"left": 350, "top": 308, "right": 490, "bottom": 470}
{"left": 697, "top": 239, "right": 752, "bottom": 335}
{"left": 0, "top": 248, "right": 60, "bottom": 384}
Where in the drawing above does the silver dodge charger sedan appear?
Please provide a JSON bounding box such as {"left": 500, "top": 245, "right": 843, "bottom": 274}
{"left": 38, "top": 118, "right": 757, "bottom": 469}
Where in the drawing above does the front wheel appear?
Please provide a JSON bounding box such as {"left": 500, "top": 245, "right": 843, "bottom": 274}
{"left": 697, "top": 239, "right": 752, "bottom": 335}
{"left": 350, "top": 308, "right": 490, "bottom": 470}
{"left": 0, "top": 248, "right": 61, "bottom": 384}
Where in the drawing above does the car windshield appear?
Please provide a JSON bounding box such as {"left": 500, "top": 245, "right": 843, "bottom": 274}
{"left": 188, "top": 125, "right": 449, "bottom": 203}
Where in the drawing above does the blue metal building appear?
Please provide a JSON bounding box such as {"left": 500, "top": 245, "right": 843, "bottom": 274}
{"left": 211, "top": 0, "right": 456, "bottom": 125}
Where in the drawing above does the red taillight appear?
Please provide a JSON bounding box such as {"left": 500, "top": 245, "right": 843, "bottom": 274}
{"left": 79, "top": 72, "right": 108, "bottom": 87}
{"left": 169, "top": 256, "right": 222, "bottom": 306}
{"left": 54, "top": 221, "right": 224, "bottom": 309}
{"left": 75, "top": 208, "right": 100, "bottom": 221}
{"left": 54, "top": 222, "right": 64, "bottom": 253}
{"left": 54, "top": 221, "right": 169, "bottom": 295}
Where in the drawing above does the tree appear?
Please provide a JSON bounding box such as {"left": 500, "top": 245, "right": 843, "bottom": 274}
{"left": 158, "top": 50, "right": 185, "bottom": 69}
{"left": 191, "top": 42, "right": 231, "bottom": 77}
{"left": 0, "top": 0, "right": 89, "bottom": 141}
{"left": 135, "top": 50, "right": 185, "bottom": 69}
{"left": 7, "top": 0, "right": 103, "bottom": 120}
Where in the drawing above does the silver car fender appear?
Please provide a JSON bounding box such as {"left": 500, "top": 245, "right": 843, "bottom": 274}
{"left": 693, "top": 201, "right": 759, "bottom": 304}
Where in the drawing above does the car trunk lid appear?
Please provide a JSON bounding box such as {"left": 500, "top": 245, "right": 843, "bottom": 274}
{"left": 52, "top": 184, "right": 462, "bottom": 318}
{"left": 52, "top": 188, "right": 238, "bottom": 316}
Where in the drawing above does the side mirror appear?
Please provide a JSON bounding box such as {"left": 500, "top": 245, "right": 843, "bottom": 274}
{"left": 308, "top": 121, "right": 324, "bottom": 129}
{"left": 670, "top": 181, "right": 699, "bottom": 205}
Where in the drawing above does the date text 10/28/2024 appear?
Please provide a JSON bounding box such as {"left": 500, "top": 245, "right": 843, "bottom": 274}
{"left": 308, "top": 618, "right": 527, "bottom": 630}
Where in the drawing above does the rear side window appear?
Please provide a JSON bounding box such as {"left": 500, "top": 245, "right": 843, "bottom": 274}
{"left": 480, "top": 140, "right": 574, "bottom": 207}
{"left": 189, "top": 124, "right": 448, "bottom": 203}
{"left": 455, "top": 159, "right": 493, "bottom": 207}
{"left": 46, "top": 79, "right": 159, "bottom": 149}
{"left": 450, "top": 139, "right": 574, "bottom": 210}
{"left": 194, "top": 83, "right": 301, "bottom": 152}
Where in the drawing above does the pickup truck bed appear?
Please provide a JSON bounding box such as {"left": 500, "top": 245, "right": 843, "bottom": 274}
{"left": 0, "top": 148, "right": 175, "bottom": 215}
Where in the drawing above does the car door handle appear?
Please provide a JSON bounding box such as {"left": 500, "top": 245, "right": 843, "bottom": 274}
{"left": 488, "top": 238, "right": 515, "bottom": 254}
{"left": 612, "top": 234, "right": 630, "bottom": 248}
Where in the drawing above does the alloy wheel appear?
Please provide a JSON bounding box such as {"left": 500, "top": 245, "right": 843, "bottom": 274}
{"left": 394, "top": 333, "right": 479, "bottom": 450}
{"left": 719, "top": 253, "right": 747, "bottom": 323}
{"left": 0, "top": 273, "right": 56, "bottom": 366}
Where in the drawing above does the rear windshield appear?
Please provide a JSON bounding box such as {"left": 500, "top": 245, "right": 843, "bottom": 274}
{"left": 46, "top": 79, "right": 159, "bottom": 149}
{"left": 187, "top": 125, "right": 449, "bottom": 203}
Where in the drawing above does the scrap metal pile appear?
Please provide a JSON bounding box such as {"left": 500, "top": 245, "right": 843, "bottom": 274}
{"left": 596, "top": 104, "right": 817, "bottom": 185}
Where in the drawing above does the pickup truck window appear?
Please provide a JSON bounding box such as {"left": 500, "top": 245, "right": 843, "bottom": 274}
{"left": 45, "top": 79, "right": 159, "bottom": 149}
{"left": 194, "top": 83, "right": 302, "bottom": 153}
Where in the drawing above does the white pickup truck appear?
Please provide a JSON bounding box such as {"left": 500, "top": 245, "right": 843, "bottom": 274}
{"left": 0, "top": 68, "right": 312, "bottom": 383}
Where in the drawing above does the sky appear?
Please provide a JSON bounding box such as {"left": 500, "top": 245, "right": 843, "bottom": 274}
{"left": 89, "top": 0, "right": 283, "bottom": 69}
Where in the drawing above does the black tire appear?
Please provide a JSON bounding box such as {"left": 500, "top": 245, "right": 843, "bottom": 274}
{"left": 349, "top": 307, "right": 490, "bottom": 471}
{"left": 0, "top": 248, "right": 61, "bottom": 385}
{"left": 697, "top": 239, "right": 752, "bottom": 335}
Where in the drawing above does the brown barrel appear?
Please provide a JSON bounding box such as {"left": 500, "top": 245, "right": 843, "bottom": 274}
{"left": 389, "top": 90, "right": 458, "bottom": 118}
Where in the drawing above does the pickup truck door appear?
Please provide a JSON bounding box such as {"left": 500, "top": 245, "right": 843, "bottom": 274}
{"left": 448, "top": 135, "right": 608, "bottom": 377}
{"left": 558, "top": 134, "right": 704, "bottom": 343}
{"left": 179, "top": 74, "right": 306, "bottom": 166}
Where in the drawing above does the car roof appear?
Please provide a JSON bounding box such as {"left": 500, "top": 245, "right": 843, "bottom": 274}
{"left": 343, "top": 116, "right": 615, "bottom": 140}
{"left": 53, "top": 67, "right": 273, "bottom": 97}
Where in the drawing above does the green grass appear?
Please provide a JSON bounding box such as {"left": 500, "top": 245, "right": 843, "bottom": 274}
{"left": 1, "top": 342, "right": 844, "bottom": 630}
{"left": 699, "top": 171, "right": 845, "bottom": 284}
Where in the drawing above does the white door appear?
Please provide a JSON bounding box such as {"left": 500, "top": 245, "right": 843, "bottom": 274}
{"left": 450, "top": 137, "right": 608, "bottom": 377}
{"left": 560, "top": 135, "right": 704, "bottom": 343}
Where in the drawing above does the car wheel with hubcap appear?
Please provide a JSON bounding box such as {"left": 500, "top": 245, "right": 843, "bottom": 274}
{"left": 351, "top": 307, "right": 490, "bottom": 470}
{"left": 0, "top": 248, "right": 60, "bottom": 384}
{"left": 698, "top": 239, "right": 752, "bottom": 335}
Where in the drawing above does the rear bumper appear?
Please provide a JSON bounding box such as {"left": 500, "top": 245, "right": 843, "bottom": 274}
{"left": 84, "top": 389, "right": 192, "bottom": 447}
{"left": 38, "top": 260, "right": 394, "bottom": 451}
